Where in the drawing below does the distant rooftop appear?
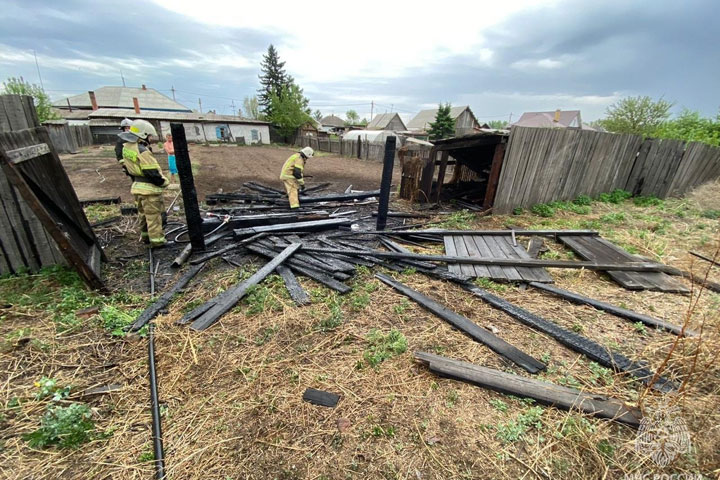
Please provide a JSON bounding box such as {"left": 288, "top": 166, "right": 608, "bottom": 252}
{"left": 88, "top": 108, "right": 269, "bottom": 125}
{"left": 512, "top": 110, "right": 582, "bottom": 129}
{"left": 320, "top": 115, "right": 345, "bottom": 127}
{"left": 367, "top": 112, "right": 406, "bottom": 130}
{"left": 53, "top": 86, "right": 192, "bottom": 112}
{"left": 407, "top": 106, "right": 474, "bottom": 131}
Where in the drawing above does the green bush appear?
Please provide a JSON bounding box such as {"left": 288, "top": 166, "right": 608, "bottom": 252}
{"left": 596, "top": 189, "right": 632, "bottom": 204}
{"left": 531, "top": 204, "right": 555, "bottom": 217}
{"left": 573, "top": 195, "right": 592, "bottom": 206}
{"left": 633, "top": 196, "right": 663, "bottom": 207}
{"left": 25, "top": 403, "right": 96, "bottom": 449}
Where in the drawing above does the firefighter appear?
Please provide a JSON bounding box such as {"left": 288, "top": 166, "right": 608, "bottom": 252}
{"left": 118, "top": 119, "right": 169, "bottom": 248}
{"left": 115, "top": 118, "right": 133, "bottom": 161}
{"left": 279, "top": 147, "right": 314, "bottom": 208}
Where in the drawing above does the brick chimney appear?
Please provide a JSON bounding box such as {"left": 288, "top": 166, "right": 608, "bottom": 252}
{"left": 141, "top": 84, "right": 147, "bottom": 90}
{"left": 133, "top": 97, "right": 140, "bottom": 114}
{"left": 88, "top": 91, "right": 98, "bottom": 111}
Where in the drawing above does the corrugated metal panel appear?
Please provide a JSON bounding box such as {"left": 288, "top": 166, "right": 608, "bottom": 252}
{"left": 53, "top": 86, "right": 191, "bottom": 112}
{"left": 87, "top": 108, "right": 269, "bottom": 125}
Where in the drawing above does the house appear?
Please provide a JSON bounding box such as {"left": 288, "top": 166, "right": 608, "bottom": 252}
{"left": 407, "top": 105, "right": 480, "bottom": 137}
{"left": 87, "top": 109, "right": 270, "bottom": 145}
{"left": 366, "top": 112, "right": 406, "bottom": 131}
{"left": 53, "top": 85, "right": 191, "bottom": 117}
{"left": 319, "top": 114, "right": 349, "bottom": 135}
{"left": 512, "top": 110, "right": 584, "bottom": 129}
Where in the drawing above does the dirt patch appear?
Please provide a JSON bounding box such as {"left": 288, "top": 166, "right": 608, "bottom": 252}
{"left": 62, "top": 144, "right": 400, "bottom": 204}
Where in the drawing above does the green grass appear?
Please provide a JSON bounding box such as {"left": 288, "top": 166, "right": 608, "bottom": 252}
{"left": 474, "top": 277, "right": 508, "bottom": 292}
{"left": 596, "top": 189, "right": 632, "bottom": 204}
{"left": 435, "top": 210, "right": 476, "bottom": 229}
{"left": 362, "top": 328, "right": 408, "bottom": 368}
{"left": 495, "top": 406, "right": 545, "bottom": 444}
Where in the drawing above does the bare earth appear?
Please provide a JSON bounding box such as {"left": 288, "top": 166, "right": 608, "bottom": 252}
{"left": 62, "top": 144, "right": 400, "bottom": 203}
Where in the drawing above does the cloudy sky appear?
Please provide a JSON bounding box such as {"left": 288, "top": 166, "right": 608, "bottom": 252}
{"left": 1, "top": 0, "right": 718, "bottom": 123}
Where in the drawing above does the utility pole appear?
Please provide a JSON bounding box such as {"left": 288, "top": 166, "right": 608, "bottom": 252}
{"left": 370, "top": 101, "right": 374, "bottom": 122}
{"left": 198, "top": 98, "right": 202, "bottom": 114}
{"left": 231, "top": 99, "right": 236, "bottom": 116}
{"left": 509, "top": 112, "right": 513, "bottom": 124}
{"left": 171, "top": 86, "right": 176, "bottom": 101}
{"left": 120, "top": 70, "right": 126, "bottom": 87}
{"left": 33, "top": 50, "right": 44, "bottom": 90}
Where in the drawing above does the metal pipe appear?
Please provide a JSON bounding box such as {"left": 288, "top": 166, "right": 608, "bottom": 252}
{"left": 148, "top": 324, "right": 166, "bottom": 479}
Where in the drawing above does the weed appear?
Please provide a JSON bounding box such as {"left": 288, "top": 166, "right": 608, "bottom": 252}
{"left": 600, "top": 212, "right": 626, "bottom": 224}
{"left": 633, "top": 195, "right": 664, "bottom": 207}
{"left": 531, "top": 203, "right": 555, "bottom": 217}
{"left": 556, "top": 415, "right": 596, "bottom": 439}
{"left": 597, "top": 439, "right": 615, "bottom": 458}
{"left": 700, "top": 209, "right": 720, "bottom": 219}
{"left": 349, "top": 291, "right": 370, "bottom": 311}
{"left": 490, "top": 399, "right": 508, "bottom": 412}
{"left": 633, "top": 322, "right": 648, "bottom": 335}
{"left": 35, "top": 377, "right": 71, "bottom": 401}
{"left": 573, "top": 194, "right": 592, "bottom": 206}
{"left": 588, "top": 362, "right": 614, "bottom": 386}
{"left": 571, "top": 323, "right": 584, "bottom": 333}
{"left": 540, "top": 353, "right": 551, "bottom": 364}
{"left": 437, "top": 210, "right": 476, "bottom": 229}
{"left": 401, "top": 266, "right": 417, "bottom": 276}
{"left": 243, "top": 283, "right": 282, "bottom": 316}
{"left": 495, "top": 406, "right": 544, "bottom": 444}
{"left": 99, "top": 305, "right": 141, "bottom": 336}
{"left": 446, "top": 390, "right": 459, "bottom": 407}
{"left": 596, "top": 189, "right": 632, "bottom": 204}
{"left": 315, "top": 293, "right": 343, "bottom": 332}
{"left": 369, "top": 424, "right": 396, "bottom": 438}
{"left": 392, "top": 299, "right": 411, "bottom": 315}
{"left": 254, "top": 327, "right": 276, "bottom": 345}
{"left": 138, "top": 450, "right": 154, "bottom": 462}
{"left": 24, "top": 403, "right": 96, "bottom": 449}
{"left": 558, "top": 374, "right": 582, "bottom": 388}
{"left": 512, "top": 207, "right": 524, "bottom": 215}
{"left": 474, "top": 277, "right": 508, "bottom": 292}
{"left": 363, "top": 328, "right": 407, "bottom": 368}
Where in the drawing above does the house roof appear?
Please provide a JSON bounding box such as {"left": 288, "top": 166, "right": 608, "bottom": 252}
{"left": 53, "top": 86, "right": 192, "bottom": 112}
{"left": 320, "top": 115, "right": 345, "bottom": 127}
{"left": 407, "top": 105, "right": 474, "bottom": 131}
{"left": 367, "top": 112, "right": 406, "bottom": 130}
{"left": 87, "top": 108, "right": 269, "bottom": 125}
{"left": 512, "top": 110, "right": 581, "bottom": 128}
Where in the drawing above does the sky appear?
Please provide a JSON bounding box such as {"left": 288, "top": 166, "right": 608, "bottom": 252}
{"left": 1, "top": 0, "right": 718, "bottom": 123}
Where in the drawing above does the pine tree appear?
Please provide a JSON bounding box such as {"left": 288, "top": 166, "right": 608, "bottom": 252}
{"left": 258, "top": 45, "right": 293, "bottom": 116}
{"left": 427, "top": 103, "right": 455, "bottom": 140}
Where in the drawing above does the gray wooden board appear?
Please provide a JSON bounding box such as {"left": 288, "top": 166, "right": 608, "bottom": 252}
{"left": 462, "top": 235, "right": 490, "bottom": 278}
{"left": 560, "top": 235, "right": 688, "bottom": 293}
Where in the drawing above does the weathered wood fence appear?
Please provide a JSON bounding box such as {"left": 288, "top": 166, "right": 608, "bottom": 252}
{"left": 296, "top": 136, "right": 388, "bottom": 161}
{"left": 45, "top": 122, "right": 93, "bottom": 154}
{"left": 493, "top": 127, "right": 720, "bottom": 213}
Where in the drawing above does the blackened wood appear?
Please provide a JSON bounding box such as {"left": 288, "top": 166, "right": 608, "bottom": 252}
{"left": 483, "top": 142, "right": 506, "bottom": 208}
{"left": 189, "top": 233, "right": 267, "bottom": 265}
{"left": 190, "top": 243, "right": 301, "bottom": 331}
{"left": 90, "top": 216, "right": 120, "bottom": 228}
{"left": 371, "top": 211, "right": 429, "bottom": 219}
{"left": 528, "top": 281, "right": 695, "bottom": 337}
{"left": 296, "top": 190, "right": 381, "bottom": 203}
{"left": 80, "top": 196, "right": 121, "bottom": 206}
{"left": 234, "top": 218, "right": 352, "bottom": 237}
{"left": 243, "top": 182, "right": 283, "bottom": 196}
{"left": 170, "top": 122, "right": 205, "bottom": 251}
{"left": 433, "top": 151, "right": 450, "bottom": 203}
{"left": 245, "top": 243, "right": 351, "bottom": 294}
{"left": 277, "top": 265, "right": 310, "bottom": 305}
{"left": 302, "top": 388, "right": 340, "bottom": 407}
{"left": 129, "top": 262, "right": 206, "bottom": 332}
{"left": 415, "top": 352, "right": 641, "bottom": 428}
{"left": 257, "top": 238, "right": 348, "bottom": 274}
{"left": 379, "top": 237, "right": 436, "bottom": 270}
{"left": 299, "top": 247, "right": 674, "bottom": 273}
{"left": 457, "top": 280, "right": 676, "bottom": 392}
{"left": 303, "top": 182, "right": 331, "bottom": 194}
{"left": 672, "top": 268, "right": 720, "bottom": 293}
{"left": 360, "top": 229, "right": 599, "bottom": 237}
{"left": 375, "top": 273, "right": 545, "bottom": 374}
{"left": 121, "top": 206, "right": 138, "bottom": 215}
{"left": 376, "top": 137, "right": 397, "bottom": 230}
{"left": 689, "top": 251, "right": 719, "bottom": 267}
{"left": 527, "top": 236, "right": 544, "bottom": 259}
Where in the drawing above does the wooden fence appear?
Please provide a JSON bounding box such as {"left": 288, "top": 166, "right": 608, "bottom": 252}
{"left": 45, "top": 123, "right": 93, "bottom": 154}
{"left": 493, "top": 127, "right": 720, "bottom": 213}
{"left": 296, "top": 136, "right": 388, "bottom": 161}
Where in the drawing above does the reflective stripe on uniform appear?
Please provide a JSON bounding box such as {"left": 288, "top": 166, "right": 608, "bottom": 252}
{"left": 279, "top": 153, "right": 305, "bottom": 181}
{"left": 122, "top": 142, "right": 168, "bottom": 195}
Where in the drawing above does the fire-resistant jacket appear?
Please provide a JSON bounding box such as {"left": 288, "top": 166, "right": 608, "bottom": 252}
{"left": 279, "top": 153, "right": 305, "bottom": 185}
{"left": 121, "top": 142, "right": 169, "bottom": 195}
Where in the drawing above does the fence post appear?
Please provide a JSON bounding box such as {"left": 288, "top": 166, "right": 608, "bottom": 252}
{"left": 170, "top": 122, "right": 205, "bottom": 252}
{"left": 376, "top": 136, "right": 397, "bottom": 230}
{"left": 357, "top": 139, "right": 361, "bottom": 159}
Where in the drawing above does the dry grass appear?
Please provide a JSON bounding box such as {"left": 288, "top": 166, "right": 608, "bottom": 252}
{"left": 1, "top": 184, "right": 719, "bottom": 479}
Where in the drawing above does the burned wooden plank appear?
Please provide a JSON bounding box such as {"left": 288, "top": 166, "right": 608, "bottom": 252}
{"left": 379, "top": 237, "right": 437, "bottom": 270}
{"left": 528, "top": 282, "right": 695, "bottom": 337}
{"left": 245, "top": 243, "right": 351, "bottom": 294}
{"left": 689, "top": 251, "right": 719, "bottom": 267}
{"left": 90, "top": 216, "right": 120, "bottom": 228}
{"left": 129, "top": 262, "right": 206, "bottom": 332}
{"left": 243, "top": 182, "right": 283, "bottom": 196}
{"left": 302, "top": 182, "right": 331, "bottom": 194}
{"left": 234, "top": 218, "right": 352, "bottom": 237}
{"left": 303, "top": 388, "right": 340, "bottom": 407}
{"left": 189, "top": 243, "right": 301, "bottom": 331}
{"left": 456, "top": 280, "right": 676, "bottom": 392}
{"left": 415, "top": 352, "right": 641, "bottom": 428}
{"left": 296, "top": 189, "right": 380, "bottom": 203}
{"left": 376, "top": 136, "right": 396, "bottom": 230}
{"left": 375, "top": 273, "right": 546, "bottom": 374}
{"left": 277, "top": 265, "right": 310, "bottom": 305}
{"left": 299, "top": 247, "right": 675, "bottom": 273}
{"left": 189, "top": 233, "right": 267, "bottom": 265}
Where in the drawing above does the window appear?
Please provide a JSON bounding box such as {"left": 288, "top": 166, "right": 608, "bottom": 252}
{"left": 251, "top": 129, "right": 259, "bottom": 142}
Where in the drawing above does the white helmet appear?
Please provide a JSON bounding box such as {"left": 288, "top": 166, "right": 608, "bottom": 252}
{"left": 300, "top": 147, "right": 314, "bottom": 158}
{"left": 120, "top": 119, "right": 157, "bottom": 142}
{"left": 120, "top": 118, "right": 133, "bottom": 128}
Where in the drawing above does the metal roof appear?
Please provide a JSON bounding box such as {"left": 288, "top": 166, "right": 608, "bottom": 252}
{"left": 320, "top": 115, "right": 345, "bottom": 127}
{"left": 512, "top": 110, "right": 581, "bottom": 128}
{"left": 88, "top": 108, "right": 269, "bottom": 125}
{"left": 367, "top": 112, "right": 406, "bottom": 130}
{"left": 406, "top": 105, "right": 474, "bottom": 131}
{"left": 53, "top": 86, "right": 192, "bottom": 112}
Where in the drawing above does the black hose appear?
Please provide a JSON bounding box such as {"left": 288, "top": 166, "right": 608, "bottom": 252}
{"left": 148, "top": 324, "right": 166, "bottom": 479}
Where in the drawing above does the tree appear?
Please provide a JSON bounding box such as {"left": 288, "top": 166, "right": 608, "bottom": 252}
{"left": 598, "top": 96, "right": 673, "bottom": 136}
{"left": 243, "top": 95, "right": 260, "bottom": 119}
{"left": 487, "top": 120, "right": 508, "bottom": 129}
{"left": 313, "top": 110, "right": 322, "bottom": 121}
{"left": 359, "top": 117, "right": 369, "bottom": 126}
{"left": 267, "top": 83, "right": 312, "bottom": 141}
{"left": 655, "top": 109, "right": 720, "bottom": 146}
{"left": 1, "top": 76, "right": 58, "bottom": 123}
{"left": 345, "top": 109, "right": 359, "bottom": 125}
{"left": 257, "top": 45, "right": 293, "bottom": 117}
{"left": 427, "top": 103, "right": 455, "bottom": 140}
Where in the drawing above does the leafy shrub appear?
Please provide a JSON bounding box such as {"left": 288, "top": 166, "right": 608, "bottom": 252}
{"left": 700, "top": 209, "right": 720, "bottom": 219}
{"left": 531, "top": 204, "right": 555, "bottom": 217}
{"left": 633, "top": 196, "right": 664, "bottom": 207}
{"left": 25, "top": 403, "right": 95, "bottom": 449}
{"left": 35, "top": 377, "right": 71, "bottom": 401}
{"left": 573, "top": 195, "right": 592, "bottom": 206}
{"left": 596, "top": 189, "right": 632, "bottom": 204}
{"left": 512, "top": 207, "right": 524, "bottom": 215}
